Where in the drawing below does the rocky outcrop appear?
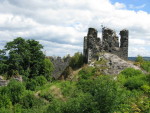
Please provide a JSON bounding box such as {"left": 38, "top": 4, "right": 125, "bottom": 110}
{"left": 0, "top": 76, "right": 22, "bottom": 87}
{"left": 92, "top": 53, "right": 142, "bottom": 75}
{"left": 0, "top": 80, "right": 9, "bottom": 86}
{"left": 12, "top": 76, "right": 23, "bottom": 82}
{"left": 0, "top": 76, "right": 9, "bottom": 86}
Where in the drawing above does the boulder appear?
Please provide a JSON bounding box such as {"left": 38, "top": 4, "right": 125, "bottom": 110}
{"left": 92, "top": 53, "right": 142, "bottom": 75}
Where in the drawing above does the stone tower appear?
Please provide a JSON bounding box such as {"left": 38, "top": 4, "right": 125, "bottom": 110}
{"left": 102, "top": 27, "right": 120, "bottom": 56}
{"left": 83, "top": 28, "right": 101, "bottom": 63}
{"left": 83, "top": 27, "right": 129, "bottom": 63}
{"left": 120, "top": 29, "right": 129, "bottom": 59}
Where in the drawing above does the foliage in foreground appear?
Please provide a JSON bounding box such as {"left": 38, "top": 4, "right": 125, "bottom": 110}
{"left": 0, "top": 66, "right": 150, "bottom": 113}
{"left": 0, "top": 39, "right": 149, "bottom": 113}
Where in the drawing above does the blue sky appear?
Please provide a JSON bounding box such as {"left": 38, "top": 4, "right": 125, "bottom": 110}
{"left": 0, "top": 0, "right": 150, "bottom": 57}
{"left": 110, "top": 0, "right": 150, "bottom": 12}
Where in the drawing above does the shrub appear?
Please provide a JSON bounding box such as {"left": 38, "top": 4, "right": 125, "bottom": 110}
{"left": 26, "top": 79, "right": 37, "bottom": 91}
{"left": 20, "top": 92, "right": 45, "bottom": 109}
{"left": 45, "top": 99, "right": 62, "bottom": 113}
{"left": 0, "top": 94, "right": 12, "bottom": 109}
{"left": 7, "top": 80, "right": 25, "bottom": 104}
{"left": 141, "top": 85, "right": 150, "bottom": 94}
{"left": 40, "top": 90, "right": 53, "bottom": 102}
{"left": 141, "top": 61, "right": 150, "bottom": 72}
{"left": 135, "top": 55, "right": 144, "bottom": 63}
{"left": 46, "top": 93, "right": 99, "bottom": 113}
{"left": 35, "top": 76, "right": 47, "bottom": 86}
{"left": 121, "top": 68, "right": 143, "bottom": 78}
{"left": 13, "top": 104, "right": 22, "bottom": 113}
{"left": 124, "top": 76, "right": 145, "bottom": 90}
{"left": 77, "top": 79, "right": 95, "bottom": 94}
{"left": 62, "top": 93, "right": 99, "bottom": 113}
{"left": 77, "top": 76, "right": 127, "bottom": 113}
{"left": 78, "top": 66, "right": 95, "bottom": 79}
{"left": 69, "top": 52, "right": 84, "bottom": 69}
{"left": 0, "top": 107, "right": 12, "bottom": 113}
{"left": 91, "top": 76, "right": 126, "bottom": 113}
{"left": 60, "top": 81, "right": 77, "bottom": 97}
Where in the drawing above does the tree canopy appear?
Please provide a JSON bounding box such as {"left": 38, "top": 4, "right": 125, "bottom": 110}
{"left": 0, "top": 37, "right": 53, "bottom": 79}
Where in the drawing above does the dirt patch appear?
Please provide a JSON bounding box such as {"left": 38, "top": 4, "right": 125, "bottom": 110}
{"left": 50, "top": 85, "right": 66, "bottom": 101}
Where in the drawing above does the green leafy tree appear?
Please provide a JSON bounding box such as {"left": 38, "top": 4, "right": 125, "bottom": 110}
{"left": 0, "top": 49, "right": 8, "bottom": 74}
{"left": 135, "top": 55, "right": 144, "bottom": 63}
{"left": 35, "top": 76, "right": 47, "bottom": 86}
{"left": 3, "top": 37, "right": 53, "bottom": 79}
{"left": 41, "top": 58, "right": 54, "bottom": 80}
{"left": 5, "top": 38, "right": 29, "bottom": 77}
{"left": 69, "top": 52, "right": 84, "bottom": 69}
{"left": 26, "top": 39, "right": 45, "bottom": 77}
{"left": 26, "top": 79, "right": 37, "bottom": 91}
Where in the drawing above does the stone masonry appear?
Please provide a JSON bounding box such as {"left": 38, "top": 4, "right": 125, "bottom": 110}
{"left": 83, "top": 27, "right": 129, "bottom": 63}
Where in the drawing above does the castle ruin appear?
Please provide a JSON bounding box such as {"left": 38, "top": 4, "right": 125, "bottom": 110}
{"left": 83, "top": 27, "right": 129, "bottom": 63}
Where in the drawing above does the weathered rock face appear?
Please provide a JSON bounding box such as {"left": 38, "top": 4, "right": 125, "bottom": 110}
{"left": 12, "top": 76, "right": 23, "bottom": 82}
{"left": 0, "top": 76, "right": 22, "bottom": 87}
{"left": 93, "top": 53, "right": 141, "bottom": 75}
{"left": 0, "top": 76, "right": 9, "bottom": 86}
{"left": 49, "top": 56, "right": 70, "bottom": 79}
{"left": 84, "top": 27, "right": 129, "bottom": 63}
{"left": 0, "top": 80, "right": 9, "bottom": 86}
{"left": 0, "top": 76, "right": 3, "bottom": 80}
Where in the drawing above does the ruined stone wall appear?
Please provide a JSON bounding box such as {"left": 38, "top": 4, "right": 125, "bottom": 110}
{"left": 83, "top": 28, "right": 102, "bottom": 63}
{"left": 120, "top": 29, "right": 129, "bottom": 59}
{"left": 102, "top": 27, "right": 120, "bottom": 57}
{"left": 83, "top": 27, "right": 129, "bottom": 63}
{"left": 48, "top": 56, "right": 70, "bottom": 79}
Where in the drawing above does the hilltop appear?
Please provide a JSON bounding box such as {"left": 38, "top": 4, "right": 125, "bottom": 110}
{"left": 0, "top": 36, "right": 149, "bottom": 113}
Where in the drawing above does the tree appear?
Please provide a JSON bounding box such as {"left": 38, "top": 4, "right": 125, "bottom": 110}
{"left": 4, "top": 37, "right": 29, "bottom": 77}
{"left": 69, "top": 52, "right": 84, "bottom": 69}
{"left": 135, "top": 55, "right": 144, "bottom": 63}
{"left": 26, "top": 39, "right": 45, "bottom": 78}
{"left": 3, "top": 37, "right": 53, "bottom": 79}
{"left": 41, "top": 58, "right": 54, "bottom": 80}
{"left": 0, "top": 49, "right": 8, "bottom": 74}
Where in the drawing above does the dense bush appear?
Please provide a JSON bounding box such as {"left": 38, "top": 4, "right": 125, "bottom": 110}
{"left": 121, "top": 68, "right": 143, "bottom": 78}
{"left": 78, "top": 66, "right": 95, "bottom": 79}
{"left": 0, "top": 94, "right": 12, "bottom": 109}
{"left": 124, "top": 75, "right": 145, "bottom": 90}
{"left": 46, "top": 93, "right": 99, "bottom": 113}
{"left": 26, "top": 76, "right": 47, "bottom": 91}
{"left": 90, "top": 76, "right": 126, "bottom": 113}
{"left": 7, "top": 80, "right": 25, "bottom": 104}
{"left": 141, "top": 61, "right": 150, "bottom": 72}
{"left": 35, "top": 76, "right": 47, "bottom": 86}
{"left": 135, "top": 55, "right": 150, "bottom": 72}
{"left": 26, "top": 79, "right": 37, "bottom": 91}
{"left": 119, "top": 68, "right": 148, "bottom": 90}
{"left": 20, "top": 92, "right": 45, "bottom": 109}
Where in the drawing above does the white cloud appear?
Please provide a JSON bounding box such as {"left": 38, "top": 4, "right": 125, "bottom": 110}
{"left": 129, "top": 47, "right": 150, "bottom": 57}
{"left": 0, "top": 0, "right": 149, "bottom": 57}
{"left": 129, "top": 4, "right": 146, "bottom": 9}
{"left": 114, "top": 2, "right": 126, "bottom": 9}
